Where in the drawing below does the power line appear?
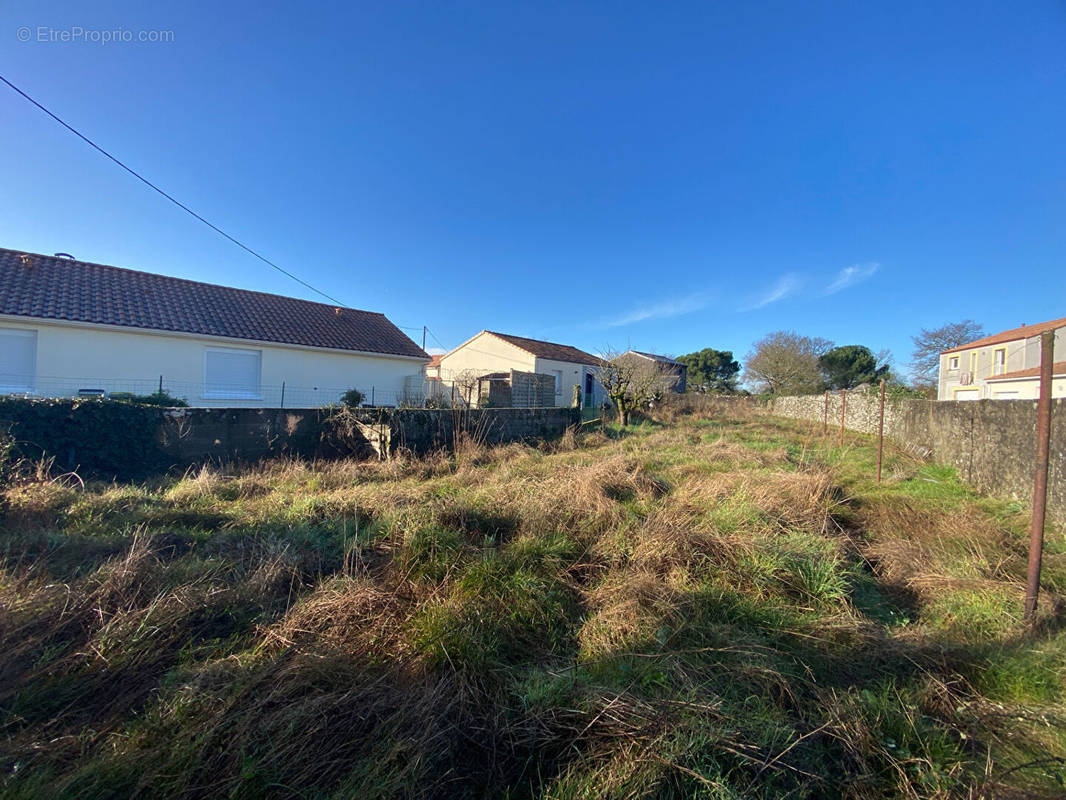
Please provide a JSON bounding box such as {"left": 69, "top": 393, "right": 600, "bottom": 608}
{"left": 0, "top": 73, "right": 346, "bottom": 307}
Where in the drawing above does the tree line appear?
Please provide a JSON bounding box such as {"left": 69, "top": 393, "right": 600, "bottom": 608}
{"left": 669, "top": 319, "right": 984, "bottom": 397}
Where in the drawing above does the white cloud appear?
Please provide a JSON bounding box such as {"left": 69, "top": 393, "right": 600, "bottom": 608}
{"left": 595, "top": 294, "right": 711, "bottom": 328}
{"left": 425, "top": 347, "right": 447, "bottom": 355}
{"left": 824, "top": 262, "right": 879, "bottom": 295}
{"left": 740, "top": 273, "right": 802, "bottom": 311}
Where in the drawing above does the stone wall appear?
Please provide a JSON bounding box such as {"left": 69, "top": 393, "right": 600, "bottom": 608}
{"left": 769, "top": 392, "right": 1066, "bottom": 525}
{"left": 0, "top": 399, "right": 580, "bottom": 478}
{"left": 357, "top": 406, "right": 579, "bottom": 458}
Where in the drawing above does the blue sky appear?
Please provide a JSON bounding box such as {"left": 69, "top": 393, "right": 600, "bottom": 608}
{"left": 2, "top": 1, "right": 1064, "bottom": 373}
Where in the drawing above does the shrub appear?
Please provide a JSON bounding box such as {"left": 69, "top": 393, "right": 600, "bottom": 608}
{"left": 125, "top": 390, "right": 189, "bottom": 407}
{"left": 340, "top": 388, "right": 365, "bottom": 408}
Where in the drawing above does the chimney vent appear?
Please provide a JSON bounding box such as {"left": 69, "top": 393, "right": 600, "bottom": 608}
{"left": 55, "top": 252, "right": 75, "bottom": 260}
{"left": 19, "top": 253, "right": 32, "bottom": 267}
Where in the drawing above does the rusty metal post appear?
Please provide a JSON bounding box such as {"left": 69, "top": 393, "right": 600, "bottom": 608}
{"left": 823, "top": 391, "right": 829, "bottom": 435}
{"left": 839, "top": 388, "right": 847, "bottom": 447}
{"left": 1025, "top": 329, "right": 1056, "bottom": 620}
{"left": 877, "top": 379, "right": 886, "bottom": 482}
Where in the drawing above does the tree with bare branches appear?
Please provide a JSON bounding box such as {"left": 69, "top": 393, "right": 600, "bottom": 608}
{"left": 743, "top": 331, "right": 833, "bottom": 394}
{"left": 909, "top": 319, "right": 985, "bottom": 388}
{"left": 596, "top": 350, "right": 675, "bottom": 425}
{"left": 449, "top": 369, "right": 481, "bottom": 407}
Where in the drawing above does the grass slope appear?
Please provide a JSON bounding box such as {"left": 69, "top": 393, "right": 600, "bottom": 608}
{"left": 2, "top": 409, "right": 1065, "bottom": 798}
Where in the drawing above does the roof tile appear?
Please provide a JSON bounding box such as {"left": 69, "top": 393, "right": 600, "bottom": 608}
{"left": 485, "top": 331, "right": 601, "bottom": 366}
{"left": 0, "top": 249, "right": 428, "bottom": 359}
{"left": 942, "top": 316, "right": 1066, "bottom": 354}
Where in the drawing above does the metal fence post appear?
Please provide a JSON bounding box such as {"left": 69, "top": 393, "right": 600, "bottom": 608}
{"left": 1025, "top": 329, "right": 1056, "bottom": 620}
{"left": 280, "top": 381, "right": 286, "bottom": 409}
{"left": 877, "top": 379, "right": 886, "bottom": 482}
{"left": 839, "top": 388, "right": 847, "bottom": 447}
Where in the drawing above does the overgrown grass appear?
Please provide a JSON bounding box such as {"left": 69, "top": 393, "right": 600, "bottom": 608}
{"left": 2, "top": 408, "right": 1064, "bottom": 798}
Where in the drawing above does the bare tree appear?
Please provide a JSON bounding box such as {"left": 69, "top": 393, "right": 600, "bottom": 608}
{"left": 449, "top": 369, "right": 481, "bottom": 408}
{"left": 596, "top": 350, "right": 675, "bottom": 425}
{"left": 743, "top": 331, "right": 833, "bottom": 394}
{"left": 910, "top": 320, "right": 985, "bottom": 387}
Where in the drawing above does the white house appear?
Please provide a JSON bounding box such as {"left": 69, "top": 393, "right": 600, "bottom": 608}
{"left": 0, "top": 249, "right": 429, "bottom": 408}
{"left": 938, "top": 316, "right": 1066, "bottom": 400}
{"left": 438, "top": 330, "right": 605, "bottom": 407}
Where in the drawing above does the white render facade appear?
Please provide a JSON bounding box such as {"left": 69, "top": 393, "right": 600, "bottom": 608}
{"left": 937, "top": 323, "right": 1066, "bottom": 401}
{"left": 0, "top": 316, "right": 427, "bottom": 408}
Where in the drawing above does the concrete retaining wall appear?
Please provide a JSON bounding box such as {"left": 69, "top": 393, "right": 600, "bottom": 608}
{"left": 770, "top": 392, "right": 1065, "bottom": 525}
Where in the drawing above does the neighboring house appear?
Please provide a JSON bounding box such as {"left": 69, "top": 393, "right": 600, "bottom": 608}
{"left": 0, "top": 249, "right": 429, "bottom": 407}
{"left": 983, "top": 362, "right": 1066, "bottom": 400}
{"left": 425, "top": 354, "right": 443, "bottom": 380}
{"left": 438, "top": 330, "right": 605, "bottom": 407}
{"left": 620, "top": 350, "right": 688, "bottom": 393}
{"left": 938, "top": 316, "right": 1066, "bottom": 400}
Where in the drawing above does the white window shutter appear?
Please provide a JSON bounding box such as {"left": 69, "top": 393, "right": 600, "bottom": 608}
{"left": 0, "top": 329, "right": 36, "bottom": 391}
{"left": 204, "top": 348, "right": 261, "bottom": 398}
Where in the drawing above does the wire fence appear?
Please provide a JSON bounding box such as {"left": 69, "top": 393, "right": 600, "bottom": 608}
{"left": 2, "top": 373, "right": 432, "bottom": 409}
{"left": 1, "top": 372, "right": 583, "bottom": 410}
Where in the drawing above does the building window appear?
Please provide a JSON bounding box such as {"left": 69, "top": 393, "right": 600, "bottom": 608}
{"left": 948, "top": 356, "right": 959, "bottom": 370}
{"left": 992, "top": 347, "right": 1006, "bottom": 375}
{"left": 204, "top": 347, "right": 261, "bottom": 399}
{"left": 551, "top": 369, "right": 563, "bottom": 395}
{"left": 0, "top": 328, "right": 37, "bottom": 393}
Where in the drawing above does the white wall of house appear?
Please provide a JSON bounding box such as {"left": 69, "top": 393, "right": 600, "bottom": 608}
{"left": 0, "top": 316, "right": 426, "bottom": 408}
{"left": 984, "top": 375, "right": 1066, "bottom": 400}
{"left": 438, "top": 332, "right": 536, "bottom": 380}
{"left": 938, "top": 328, "right": 1066, "bottom": 400}
{"left": 532, "top": 356, "right": 602, "bottom": 407}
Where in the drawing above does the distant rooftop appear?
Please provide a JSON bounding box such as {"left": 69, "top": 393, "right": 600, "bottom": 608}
{"left": 625, "top": 350, "right": 682, "bottom": 365}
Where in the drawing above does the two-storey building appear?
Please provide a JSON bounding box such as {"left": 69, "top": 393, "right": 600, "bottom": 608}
{"left": 938, "top": 316, "right": 1066, "bottom": 400}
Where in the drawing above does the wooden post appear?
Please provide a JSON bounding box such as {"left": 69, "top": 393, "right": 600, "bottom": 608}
{"left": 839, "top": 388, "right": 847, "bottom": 447}
{"left": 876, "top": 379, "right": 886, "bottom": 482}
{"left": 1025, "top": 329, "right": 1056, "bottom": 620}
{"left": 823, "top": 390, "right": 829, "bottom": 435}
{"left": 280, "top": 381, "right": 286, "bottom": 409}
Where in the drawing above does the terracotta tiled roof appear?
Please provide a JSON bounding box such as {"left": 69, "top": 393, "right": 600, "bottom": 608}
{"left": 427, "top": 354, "right": 443, "bottom": 367}
{"left": 985, "top": 361, "right": 1066, "bottom": 382}
{"left": 485, "top": 331, "right": 602, "bottom": 366}
{"left": 0, "top": 249, "right": 428, "bottom": 359}
{"left": 942, "top": 316, "right": 1066, "bottom": 354}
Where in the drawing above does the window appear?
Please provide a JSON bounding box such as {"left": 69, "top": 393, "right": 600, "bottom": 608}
{"left": 955, "top": 388, "right": 980, "bottom": 401}
{"left": 948, "top": 356, "right": 959, "bottom": 370}
{"left": 551, "top": 369, "right": 563, "bottom": 395}
{"left": 204, "top": 347, "right": 261, "bottom": 399}
{"left": 992, "top": 347, "right": 1006, "bottom": 375}
{"left": 995, "top": 390, "right": 1019, "bottom": 399}
{"left": 0, "top": 328, "right": 36, "bottom": 392}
